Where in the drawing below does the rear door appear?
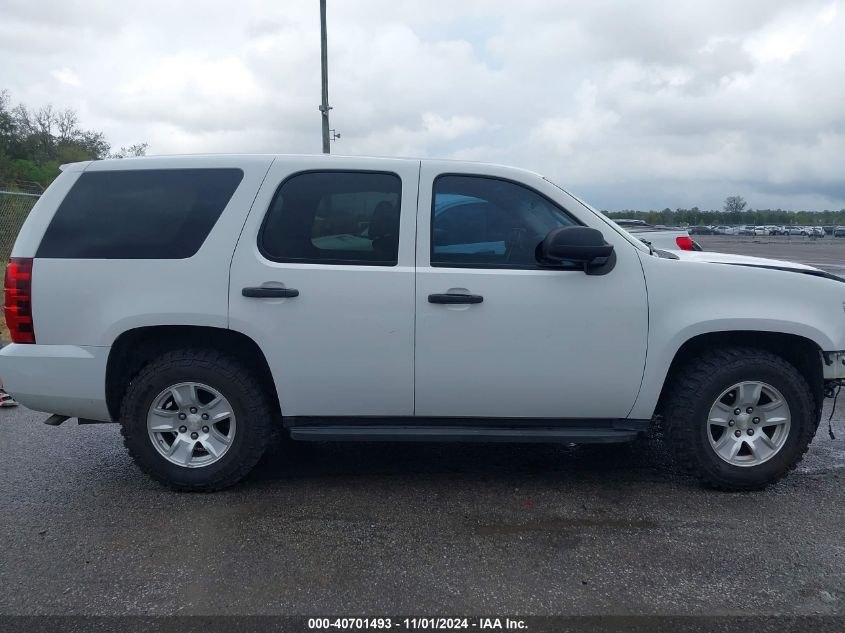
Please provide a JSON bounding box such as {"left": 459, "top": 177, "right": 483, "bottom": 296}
{"left": 229, "top": 156, "right": 419, "bottom": 417}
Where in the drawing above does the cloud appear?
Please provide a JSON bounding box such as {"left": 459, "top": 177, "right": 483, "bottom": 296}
{"left": 1, "top": 0, "right": 843, "bottom": 210}
{"left": 51, "top": 68, "right": 81, "bottom": 88}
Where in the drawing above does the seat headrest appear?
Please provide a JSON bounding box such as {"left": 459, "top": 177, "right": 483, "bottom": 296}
{"left": 369, "top": 201, "right": 399, "bottom": 239}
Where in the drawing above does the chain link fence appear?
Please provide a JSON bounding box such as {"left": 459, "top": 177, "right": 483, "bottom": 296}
{"left": 0, "top": 182, "right": 42, "bottom": 261}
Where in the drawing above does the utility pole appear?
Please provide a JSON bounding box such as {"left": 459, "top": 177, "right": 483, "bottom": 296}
{"left": 319, "top": 0, "right": 331, "bottom": 154}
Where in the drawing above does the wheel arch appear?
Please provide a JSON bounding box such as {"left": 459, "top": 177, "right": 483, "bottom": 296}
{"left": 105, "top": 325, "right": 280, "bottom": 422}
{"left": 654, "top": 331, "right": 823, "bottom": 421}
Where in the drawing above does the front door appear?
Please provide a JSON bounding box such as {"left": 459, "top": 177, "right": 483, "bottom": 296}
{"left": 229, "top": 157, "right": 420, "bottom": 417}
{"left": 414, "top": 162, "right": 648, "bottom": 419}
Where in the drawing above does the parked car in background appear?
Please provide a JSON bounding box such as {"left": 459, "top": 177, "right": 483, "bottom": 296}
{"left": 714, "top": 225, "right": 738, "bottom": 235}
{"left": 834, "top": 226, "right": 845, "bottom": 237}
{"left": 784, "top": 226, "right": 804, "bottom": 235}
{"left": 737, "top": 225, "right": 755, "bottom": 236}
{"left": 610, "top": 220, "right": 699, "bottom": 251}
{"left": 823, "top": 225, "right": 834, "bottom": 235}
{"left": 688, "top": 226, "right": 715, "bottom": 235}
{"left": 752, "top": 226, "right": 767, "bottom": 236}
{"left": 808, "top": 227, "right": 825, "bottom": 238}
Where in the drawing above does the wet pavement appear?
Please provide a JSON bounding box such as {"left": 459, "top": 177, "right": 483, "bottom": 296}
{"left": 1, "top": 401, "right": 844, "bottom": 616}
{"left": 695, "top": 234, "right": 845, "bottom": 276}
{"left": 1, "top": 237, "right": 845, "bottom": 616}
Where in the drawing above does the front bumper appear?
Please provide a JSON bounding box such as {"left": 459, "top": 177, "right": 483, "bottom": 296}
{"left": 823, "top": 351, "right": 845, "bottom": 380}
{"left": 0, "top": 343, "right": 111, "bottom": 420}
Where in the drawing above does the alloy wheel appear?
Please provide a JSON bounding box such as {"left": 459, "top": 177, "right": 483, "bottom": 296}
{"left": 706, "top": 381, "right": 791, "bottom": 467}
{"left": 146, "top": 382, "right": 237, "bottom": 468}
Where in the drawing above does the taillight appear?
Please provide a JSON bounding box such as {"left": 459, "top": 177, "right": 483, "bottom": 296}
{"left": 675, "top": 236, "right": 694, "bottom": 251}
{"left": 4, "top": 257, "right": 35, "bottom": 344}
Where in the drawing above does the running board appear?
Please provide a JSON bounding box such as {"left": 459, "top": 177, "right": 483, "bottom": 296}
{"left": 288, "top": 425, "right": 641, "bottom": 444}
{"left": 43, "top": 415, "right": 112, "bottom": 426}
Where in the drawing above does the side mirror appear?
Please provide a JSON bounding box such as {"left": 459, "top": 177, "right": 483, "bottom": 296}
{"left": 537, "top": 226, "right": 614, "bottom": 271}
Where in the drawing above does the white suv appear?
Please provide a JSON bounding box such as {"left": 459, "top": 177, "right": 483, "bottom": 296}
{"left": 2, "top": 154, "right": 844, "bottom": 491}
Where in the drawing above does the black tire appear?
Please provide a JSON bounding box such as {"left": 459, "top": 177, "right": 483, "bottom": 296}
{"left": 663, "top": 347, "right": 817, "bottom": 491}
{"left": 120, "top": 349, "right": 274, "bottom": 491}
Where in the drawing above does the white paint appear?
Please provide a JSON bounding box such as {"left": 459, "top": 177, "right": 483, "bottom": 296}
{"left": 2, "top": 154, "right": 844, "bottom": 423}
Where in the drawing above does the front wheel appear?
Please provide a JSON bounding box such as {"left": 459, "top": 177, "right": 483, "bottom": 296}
{"left": 663, "top": 347, "right": 817, "bottom": 490}
{"left": 120, "top": 349, "right": 274, "bottom": 491}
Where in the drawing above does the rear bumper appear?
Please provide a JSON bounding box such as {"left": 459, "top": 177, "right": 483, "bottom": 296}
{"left": 0, "top": 343, "right": 111, "bottom": 420}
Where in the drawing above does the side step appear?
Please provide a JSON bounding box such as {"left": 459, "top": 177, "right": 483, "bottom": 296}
{"left": 288, "top": 425, "right": 640, "bottom": 444}
{"left": 43, "top": 415, "right": 113, "bottom": 426}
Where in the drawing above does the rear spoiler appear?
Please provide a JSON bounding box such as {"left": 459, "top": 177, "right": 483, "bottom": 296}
{"left": 58, "top": 161, "right": 92, "bottom": 173}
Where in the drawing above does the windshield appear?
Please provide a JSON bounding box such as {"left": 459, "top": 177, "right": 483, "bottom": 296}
{"left": 542, "top": 177, "right": 651, "bottom": 253}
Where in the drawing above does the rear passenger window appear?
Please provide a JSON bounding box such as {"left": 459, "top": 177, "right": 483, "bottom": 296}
{"left": 37, "top": 169, "right": 243, "bottom": 259}
{"left": 260, "top": 171, "right": 401, "bottom": 266}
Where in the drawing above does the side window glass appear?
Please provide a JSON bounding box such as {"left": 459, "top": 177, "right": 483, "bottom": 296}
{"left": 431, "top": 175, "right": 578, "bottom": 268}
{"left": 260, "top": 171, "right": 402, "bottom": 266}
{"left": 37, "top": 169, "right": 243, "bottom": 259}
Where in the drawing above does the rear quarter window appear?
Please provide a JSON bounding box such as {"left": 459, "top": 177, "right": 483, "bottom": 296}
{"left": 36, "top": 168, "right": 243, "bottom": 259}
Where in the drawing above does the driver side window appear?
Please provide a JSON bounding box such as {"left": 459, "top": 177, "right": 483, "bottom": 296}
{"left": 430, "top": 175, "right": 579, "bottom": 268}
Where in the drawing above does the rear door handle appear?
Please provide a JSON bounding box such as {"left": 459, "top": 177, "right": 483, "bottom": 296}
{"left": 428, "top": 293, "right": 483, "bottom": 305}
{"left": 242, "top": 286, "right": 299, "bottom": 298}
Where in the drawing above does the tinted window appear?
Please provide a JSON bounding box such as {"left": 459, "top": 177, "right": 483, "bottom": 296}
{"left": 260, "top": 171, "right": 401, "bottom": 266}
{"left": 431, "top": 175, "right": 578, "bottom": 268}
{"left": 37, "top": 168, "right": 243, "bottom": 259}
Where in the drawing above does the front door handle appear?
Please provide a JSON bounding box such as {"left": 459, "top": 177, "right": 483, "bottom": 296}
{"left": 428, "top": 293, "right": 483, "bottom": 305}
{"left": 242, "top": 286, "right": 299, "bottom": 298}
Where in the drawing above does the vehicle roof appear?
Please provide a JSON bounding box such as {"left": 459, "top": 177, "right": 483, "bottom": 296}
{"left": 60, "top": 153, "right": 544, "bottom": 179}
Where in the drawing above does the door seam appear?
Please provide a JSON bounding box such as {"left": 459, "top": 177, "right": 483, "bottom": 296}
{"left": 226, "top": 157, "right": 277, "bottom": 330}
{"left": 412, "top": 160, "right": 422, "bottom": 416}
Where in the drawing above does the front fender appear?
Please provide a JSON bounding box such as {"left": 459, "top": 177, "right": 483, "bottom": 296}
{"left": 629, "top": 254, "right": 844, "bottom": 419}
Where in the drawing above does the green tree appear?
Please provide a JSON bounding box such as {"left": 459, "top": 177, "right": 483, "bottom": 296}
{"left": 724, "top": 195, "right": 748, "bottom": 214}
{"left": 111, "top": 143, "right": 149, "bottom": 159}
{"left": 0, "top": 89, "right": 147, "bottom": 188}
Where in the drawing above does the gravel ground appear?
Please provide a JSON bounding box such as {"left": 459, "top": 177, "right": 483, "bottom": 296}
{"left": 1, "top": 237, "right": 844, "bottom": 618}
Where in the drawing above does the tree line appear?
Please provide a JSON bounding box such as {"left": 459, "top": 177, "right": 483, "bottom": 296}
{"left": 605, "top": 194, "right": 844, "bottom": 226}
{"left": 605, "top": 201, "right": 845, "bottom": 227}
{"left": 604, "top": 209, "right": 844, "bottom": 227}
{"left": 0, "top": 89, "right": 147, "bottom": 190}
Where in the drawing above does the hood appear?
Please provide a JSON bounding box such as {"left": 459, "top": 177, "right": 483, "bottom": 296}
{"left": 672, "top": 249, "right": 816, "bottom": 271}
{"left": 666, "top": 249, "right": 844, "bottom": 282}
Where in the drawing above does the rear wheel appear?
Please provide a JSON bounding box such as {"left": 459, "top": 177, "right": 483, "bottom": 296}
{"left": 121, "top": 349, "right": 273, "bottom": 491}
{"left": 664, "top": 347, "right": 816, "bottom": 490}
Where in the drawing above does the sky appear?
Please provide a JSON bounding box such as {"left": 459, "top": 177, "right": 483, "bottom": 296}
{"left": 1, "top": 0, "right": 844, "bottom": 211}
